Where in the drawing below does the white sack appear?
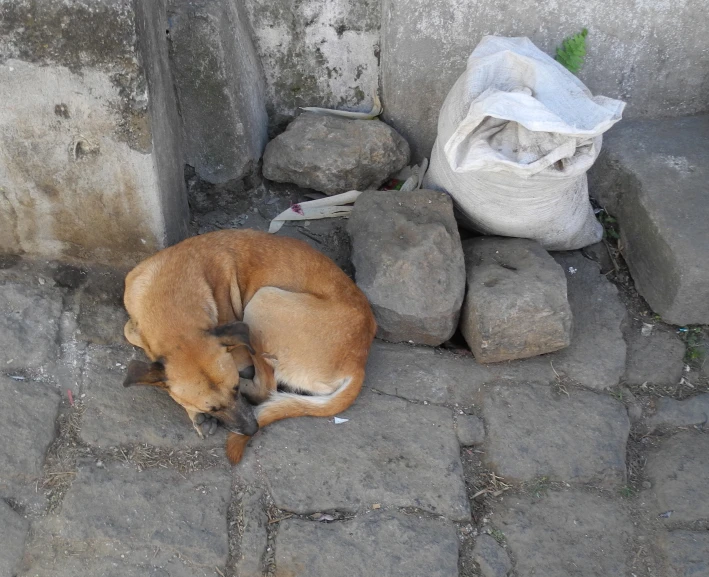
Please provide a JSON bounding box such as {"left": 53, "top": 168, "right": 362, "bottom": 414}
{"left": 423, "top": 36, "right": 625, "bottom": 250}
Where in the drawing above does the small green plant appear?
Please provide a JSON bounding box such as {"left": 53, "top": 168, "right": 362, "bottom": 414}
{"left": 681, "top": 326, "right": 705, "bottom": 365}
{"left": 619, "top": 485, "right": 635, "bottom": 498}
{"left": 597, "top": 210, "right": 620, "bottom": 240}
{"left": 610, "top": 388, "right": 624, "bottom": 402}
{"left": 489, "top": 527, "right": 506, "bottom": 544}
{"left": 556, "top": 28, "right": 589, "bottom": 74}
{"left": 529, "top": 476, "right": 550, "bottom": 498}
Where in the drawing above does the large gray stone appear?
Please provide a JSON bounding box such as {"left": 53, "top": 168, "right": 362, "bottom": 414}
{"left": 275, "top": 512, "right": 458, "bottom": 577}
{"left": 497, "top": 491, "right": 633, "bottom": 577}
{"left": 0, "top": 376, "right": 60, "bottom": 502}
{"left": 589, "top": 116, "right": 709, "bottom": 324}
{"left": 381, "top": 0, "right": 708, "bottom": 161}
{"left": 482, "top": 384, "right": 629, "bottom": 487}
{"left": 549, "top": 253, "right": 627, "bottom": 389}
{"left": 648, "top": 393, "right": 709, "bottom": 431}
{"left": 473, "top": 534, "right": 511, "bottom": 577}
{"left": 263, "top": 114, "right": 409, "bottom": 194}
{"left": 349, "top": 190, "right": 465, "bottom": 346}
{"left": 625, "top": 329, "right": 685, "bottom": 386}
{"left": 659, "top": 530, "right": 709, "bottom": 577}
{"left": 167, "top": 0, "right": 268, "bottom": 184}
{"left": 79, "top": 345, "right": 226, "bottom": 448}
{"left": 240, "top": 389, "right": 470, "bottom": 520}
{"left": 0, "top": 282, "right": 62, "bottom": 370}
{"left": 643, "top": 432, "right": 709, "bottom": 523}
{"left": 242, "top": 0, "right": 380, "bottom": 132}
{"left": 461, "top": 238, "right": 572, "bottom": 363}
{"left": 0, "top": 499, "right": 28, "bottom": 577}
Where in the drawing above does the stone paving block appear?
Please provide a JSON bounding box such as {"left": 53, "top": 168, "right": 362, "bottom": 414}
{"left": 48, "top": 461, "right": 230, "bottom": 567}
{"left": 456, "top": 414, "right": 485, "bottom": 446}
{"left": 349, "top": 190, "right": 465, "bottom": 346}
{"left": 643, "top": 432, "right": 709, "bottom": 523}
{"left": 240, "top": 389, "right": 470, "bottom": 520}
{"left": 659, "top": 530, "right": 709, "bottom": 577}
{"left": 461, "top": 238, "right": 572, "bottom": 363}
{"left": 549, "top": 253, "right": 627, "bottom": 389}
{"left": 0, "top": 376, "right": 60, "bottom": 502}
{"left": 0, "top": 282, "right": 62, "bottom": 369}
{"left": 590, "top": 116, "right": 709, "bottom": 324}
{"left": 80, "top": 345, "right": 226, "bottom": 448}
{"left": 0, "top": 499, "right": 29, "bottom": 577}
{"left": 648, "top": 393, "right": 709, "bottom": 431}
{"left": 473, "top": 534, "right": 511, "bottom": 577}
{"left": 275, "top": 511, "right": 458, "bottom": 577}
{"left": 482, "top": 384, "right": 629, "bottom": 487}
{"left": 237, "top": 487, "right": 268, "bottom": 577}
{"left": 497, "top": 491, "right": 633, "bottom": 577}
{"left": 625, "top": 329, "right": 685, "bottom": 386}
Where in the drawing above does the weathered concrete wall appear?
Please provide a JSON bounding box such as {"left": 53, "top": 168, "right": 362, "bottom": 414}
{"left": 381, "top": 0, "right": 709, "bottom": 160}
{"left": 167, "top": 0, "right": 268, "bottom": 184}
{"left": 0, "top": 0, "right": 188, "bottom": 265}
{"left": 242, "top": 0, "right": 380, "bottom": 134}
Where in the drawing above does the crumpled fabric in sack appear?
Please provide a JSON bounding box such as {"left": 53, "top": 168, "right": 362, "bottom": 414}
{"left": 423, "top": 36, "right": 625, "bottom": 250}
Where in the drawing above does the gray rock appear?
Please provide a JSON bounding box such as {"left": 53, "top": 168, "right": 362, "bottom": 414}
{"left": 497, "top": 491, "right": 633, "bottom": 577}
{"left": 625, "top": 329, "right": 685, "bottom": 386}
{"left": 549, "top": 253, "right": 627, "bottom": 389}
{"left": 456, "top": 415, "right": 485, "bottom": 446}
{"left": 263, "top": 114, "right": 409, "bottom": 195}
{"left": 0, "top": 499, "right": 28, "bottom": 577}
{"left": 590, "top": 116, "right": 709, "bottom": 324}
{"left": 659, "top": 530, "right": 709, "bottom": 577}
{"left": 275, "top": 511, "right": 458, "bottom": 577}
{"left": 473, "top": 534, "right": 511, "bottom": 577}
{"left": 461, "top": 238, "right": 572, "bottom": 363}
{"left": 0, "top": 282, "right": 62, "bottom": 370}
{"left": 0, "top": 376, "right": 60, "bottom": 503}
{"left": 482, "top": 384, "right": 629, "bottom": 487}
{"left": 239, "top": 389, "right": 470, "bottom": 520}
{"left": 648, "top": 393, "right": 709, "bottom": 430}
{"left": 79, "top": 345, "right": 226, "bottom": 448}
{"left": 238, "top": 487, "right": 268, "bottom": 577}
{"left": 349, "top": 190, "right": 465, "bottom": 346}
{"left": 45, "top": 461, "right": 230, "bottom": 567}
{"left": 167, "top": 0, "right": 268, "bottom": 184}
{"left": 643, "top": 432, "right": 709, "bottom": 523}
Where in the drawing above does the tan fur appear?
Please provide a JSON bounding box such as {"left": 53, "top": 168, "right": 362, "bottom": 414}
{"left": 123, "top": 229, "right": 376, "bottom": 464}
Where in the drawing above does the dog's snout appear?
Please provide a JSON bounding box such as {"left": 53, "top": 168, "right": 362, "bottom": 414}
{"left": 238, "top": 365, "right": 255, "bottom": 380}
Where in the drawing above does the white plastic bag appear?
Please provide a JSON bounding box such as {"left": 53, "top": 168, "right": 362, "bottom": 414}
{"left": 423, "top": 36, "right": 625, "bottom": 250}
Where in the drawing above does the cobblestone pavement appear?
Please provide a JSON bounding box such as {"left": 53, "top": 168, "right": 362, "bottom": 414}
{"left": 1, "top": 250, "right": 707, "bottom": 577}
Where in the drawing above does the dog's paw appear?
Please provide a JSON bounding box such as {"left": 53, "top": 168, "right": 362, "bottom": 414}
{"left": 192, "top": 413, "right": 219, "bottom": 438}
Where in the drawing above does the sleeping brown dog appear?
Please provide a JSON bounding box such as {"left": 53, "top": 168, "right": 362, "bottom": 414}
{"left": 122, "top": 229, "right": 376, "bottom": 463}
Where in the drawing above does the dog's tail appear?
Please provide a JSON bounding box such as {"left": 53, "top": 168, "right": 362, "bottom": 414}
{"left": 226, "top": 370, "right": 364, "bottom": 464}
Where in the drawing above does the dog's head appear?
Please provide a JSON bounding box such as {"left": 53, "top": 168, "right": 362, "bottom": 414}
{"left": 122, "top": 321, "right": 259, "bottom": 436}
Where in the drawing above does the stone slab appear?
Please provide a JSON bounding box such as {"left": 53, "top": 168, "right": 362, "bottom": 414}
{"left": 0, "top": 282, "right": 62, "bottom": 370}
{"left": 648, "top": 393, "right": 709, "bottom": 431}
{"left": 659, "top": 530, "right": 709, "bottom": 577}
{"left": 461, "top": 238, "right": 572, "bottom": 363}
{"left": 497, "top": 491, "right": 633, "bottom": 577}
{"left": 275, "top": 511, "right": 458, "bottom": 577}
{"left": 79, "top": 345, "right": 226, "bottom": 448}
{"left": 349, "top": 190, "right": 466, "bottom": 346}
{"left": 549, "top": 253, "right": 627, "bottom": 389}
{"left": 473, "top": 534, "right": 511, "bottom": 577}
{"left": 238, "top": 487, "right": 268, "bottom": 577}
{"left": 643, "top": 432, "right": 709, "bottom": 523}
{"left": 0, "top": 376, "right": 60, "bottom": 502}
{"left": 0, "top": 499, "right": 29, "bottom": 577}
{"left": 589, "top": 116, "right": 709, "bottom": 324}
{"left": 240, "top": 389, "right": 470, "bottom": 520}
{"left": 482, "top": 384, "right": 629, "bottom": 487}
{"left": 625, "top": 329, "right": 685, "bottom": 386}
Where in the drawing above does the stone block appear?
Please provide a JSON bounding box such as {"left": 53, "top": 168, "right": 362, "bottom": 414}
{"left": 349, "top": 190, "right": 465, "bottom": 346}
{"left": 659, "top": 530, "right": 709, "bottom": 577}
{"left": 263, "top": 114, "right": 409, "bottom": 194}
{"left": 0, "top": 0, "right": 188, "bottom": 265}
{"left": 497, "top": 491, "right": 633, "bottom": 577}
{"left": 461, "top": 238, "right": 572, "bottom": 363}
{"left": 167, "top": 0, "right": 268, "bottom": 184}
{"left": 473, "top": 534, "right": 511, "bottom": 577}
{"left": 625, "top": 329, "right": 685, "bottom": 386}
{"left": 482, "top": 384, "right": 629, "bottom": 487}
{"left": 648, "top": 393, "right": 709, "bottom": 431}
{"left": 589, "top": 116, "right": 709, "bottom": 324}
{"left": 239, "top": 389, "right": 470, "bottom": 520}
{"left": 0, "top": 499, "right": 28, "bottom": 577}
{"left": 237, "top": 487, "right": 268, "bottom": 577}
{"left": 381, "top": 0, "right": 708, "bottom": 161}
{"left": 643, "top": 432, "right": 709, "bottom": 523}
{"left": 275, "top": 512, "right": 458, "bottom": 577}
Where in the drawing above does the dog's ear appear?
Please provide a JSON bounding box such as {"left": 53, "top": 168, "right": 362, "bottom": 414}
{"left": 123, "top": 360, "right": 167, "bottom": 388}
{"left": 261, "top": 353, "right": 278, "bottom": 368}
{"left": 210, "top": 322, "right": 254, "bottom": 353}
